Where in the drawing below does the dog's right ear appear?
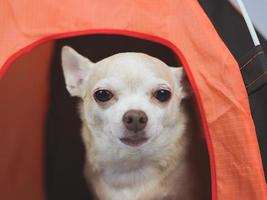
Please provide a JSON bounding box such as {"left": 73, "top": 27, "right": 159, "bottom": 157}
{"left": 61, "top": 46, "right": 93, "bottom": 97}
{"left": 170, "top": 67, "right": 192, "bottom": 99}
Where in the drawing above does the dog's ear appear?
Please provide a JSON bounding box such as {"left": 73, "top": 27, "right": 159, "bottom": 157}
{"left": 61, "top": 46, "right": 93, "bottom": 97}
{"left": 170, "top": 67, "right": 192, "bottom": 99}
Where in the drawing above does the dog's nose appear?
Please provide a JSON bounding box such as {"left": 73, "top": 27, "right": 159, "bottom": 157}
{"left": 123, "top": 110, "right": 148, "bottom": 132}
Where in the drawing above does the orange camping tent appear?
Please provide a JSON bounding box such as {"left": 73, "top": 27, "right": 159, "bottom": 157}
{"left": 0, "top": 1, "right": 266, "bottom": 200}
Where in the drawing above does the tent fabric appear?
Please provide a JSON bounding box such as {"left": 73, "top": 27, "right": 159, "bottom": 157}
{"left": 0, "top": 42, "right": 54, "bottom": 200}
{"left": 199, "top": 0, "right": 267, "bottom": 180}
{"left": 0, "top": 1, "right": 267, "bottom": 200}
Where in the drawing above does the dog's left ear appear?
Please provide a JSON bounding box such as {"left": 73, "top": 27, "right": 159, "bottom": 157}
{"left": 61, "top": 46, "right": 93, "bottom": 97}
{"left": 170, "top": 67, "right": 192, "bottom": 99}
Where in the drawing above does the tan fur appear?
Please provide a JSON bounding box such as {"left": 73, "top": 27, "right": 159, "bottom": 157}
{"left": 79, "top": 96, "right": 199, "bottom": 200}
{"left": 61, "top": 47, "right": 209, "bottom": 200}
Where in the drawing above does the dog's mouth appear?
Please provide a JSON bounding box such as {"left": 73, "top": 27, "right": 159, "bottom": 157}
{"left": 120, "top": 137, "right": 148, "bottom": 147}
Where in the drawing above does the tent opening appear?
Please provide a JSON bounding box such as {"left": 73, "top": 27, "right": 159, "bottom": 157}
{"left": 45, "top": 34, "right": 211, "bottom": 199}
{"left": 0, "top": 34, "right": 211, "bottom": 200}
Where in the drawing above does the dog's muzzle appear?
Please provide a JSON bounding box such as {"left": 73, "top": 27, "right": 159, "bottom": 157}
{"left": 120, "top": 110, "right": 148, "bottom": 147}
{"left": 123, "top": 109, "right": 148, "bottom": 132}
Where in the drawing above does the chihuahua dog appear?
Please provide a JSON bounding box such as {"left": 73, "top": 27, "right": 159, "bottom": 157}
{"left": 61, "top": 46, "right": 207, "bottom": 200}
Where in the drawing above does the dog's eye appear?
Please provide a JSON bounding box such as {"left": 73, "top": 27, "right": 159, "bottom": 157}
{"left": 153, "top": 89, "right": 171, "bottom": 102}
{"left": 94, "top": 90, "right": 113, "bottom": 102}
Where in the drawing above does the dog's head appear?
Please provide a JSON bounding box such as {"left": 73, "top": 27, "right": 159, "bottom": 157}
{"left": 61, "top": 46, "right": 190, "bottom": 168}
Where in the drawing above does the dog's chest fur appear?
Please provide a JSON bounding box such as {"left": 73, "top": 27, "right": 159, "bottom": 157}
{"left": 82, "top": 122, "right": 198, "bottom": 200}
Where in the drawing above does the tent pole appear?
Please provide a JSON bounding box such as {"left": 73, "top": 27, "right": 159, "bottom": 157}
{"left": 235, "top": 0, "right": 260, "bottom": 46}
